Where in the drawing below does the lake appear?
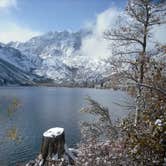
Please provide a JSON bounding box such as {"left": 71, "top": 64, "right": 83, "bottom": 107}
{"left": 0, "top": 87, "right": 130, "bottom": 165}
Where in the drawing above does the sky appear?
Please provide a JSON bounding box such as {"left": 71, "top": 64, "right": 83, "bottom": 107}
{"left": 0, "top": 0, "right": 126, "bottom": 43}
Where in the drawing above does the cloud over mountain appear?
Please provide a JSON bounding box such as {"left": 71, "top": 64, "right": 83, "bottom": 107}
{"left": 80, "top": 8, "right": 121, "bottom": 59}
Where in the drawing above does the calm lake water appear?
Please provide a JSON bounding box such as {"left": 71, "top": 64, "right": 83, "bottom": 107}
{"left": 0, "top": 87, "right": 130, "bottom": 165}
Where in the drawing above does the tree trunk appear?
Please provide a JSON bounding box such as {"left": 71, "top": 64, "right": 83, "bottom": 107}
{"left": 40, "top": 127, "right": 65, "bottom": 164}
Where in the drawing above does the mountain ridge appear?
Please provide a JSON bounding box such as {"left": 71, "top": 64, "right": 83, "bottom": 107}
{"left": 1, "top": 30, "right": 111, "bottom": 86}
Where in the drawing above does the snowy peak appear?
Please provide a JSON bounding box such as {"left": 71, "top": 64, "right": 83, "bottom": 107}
{"left": 8, "top": 30, "right": 85, "bottom": 59}
{"left": 5, "top": 30, "right": 110, "bottom": 86}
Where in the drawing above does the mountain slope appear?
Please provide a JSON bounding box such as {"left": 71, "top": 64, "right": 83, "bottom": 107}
{"left": 0, "top": 58, "right": 35, "bottom": 85}
{"left": 0, "top": 44, "right": 35, "bottom": 72}
{"left": 7, "top": 30, "right": 111, "bottom": 86}
{"left": 0, "top": 44, "right": 42, "bottom": 85}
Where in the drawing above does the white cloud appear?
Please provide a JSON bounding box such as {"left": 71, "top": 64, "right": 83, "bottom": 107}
{"left": 81, "top": 8, "right": 120, "bottom": 59}
{"left": 0, "top": 0, "right": 41, "bottom": 43}
{"left": 0, "top": 0, "right": 17, "bottom": 9}
{"left": 95, "top": 8, "right": 119, "bottom": 36}
{"left": 0, "top": 22, "right": 41, "bottom": 43}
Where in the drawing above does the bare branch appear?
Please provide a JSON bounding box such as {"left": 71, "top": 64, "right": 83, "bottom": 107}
{"left": 135, "top": 83, "right": 166, "bottom": 97}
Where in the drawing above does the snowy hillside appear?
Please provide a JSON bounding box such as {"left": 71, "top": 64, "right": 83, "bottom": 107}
{"left": 5, "top": 30, "right": 111, "bottom": 86}
{"left": 0, "top": 43, "right": 35, "bottom": 72}
{"left": 0, "top": 44, "right": 47, "bottom": 85}
{"left": 0, "top": 56, "right": 34, "bottom": 86}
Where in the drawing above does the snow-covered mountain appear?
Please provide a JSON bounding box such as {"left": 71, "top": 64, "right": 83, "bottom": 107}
{"left": 0, "top": 44, "right": 36, "bottom": 85}
{"left": 4, "top": 30, "right": 111, "bottom": 86}
{"left": 0, "top": 43, "right": 35, "bottom": 72}
{"left": 0, "top": 58, "right": 34, "bottom": 86}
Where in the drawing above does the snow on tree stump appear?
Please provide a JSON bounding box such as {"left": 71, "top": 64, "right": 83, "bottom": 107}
{"left": 26, "top": 127, "right": 77, "bottom": 166}
{"left": 41, "top": 127, "right": 65, "bottom": 164}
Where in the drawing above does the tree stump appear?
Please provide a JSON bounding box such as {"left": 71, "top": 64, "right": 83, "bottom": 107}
{"left": 40, "top": 127, "right": 65, "bottom": 164}
{"left": 26, "top": 127, "right": 77, "bottom": 166}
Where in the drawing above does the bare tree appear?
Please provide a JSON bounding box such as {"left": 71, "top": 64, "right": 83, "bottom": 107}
{"left": 77, "top": 1, "right": 166, "bottom": 165}
{"left": 105, "top": 0, "right": 166, "bottom": 125}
